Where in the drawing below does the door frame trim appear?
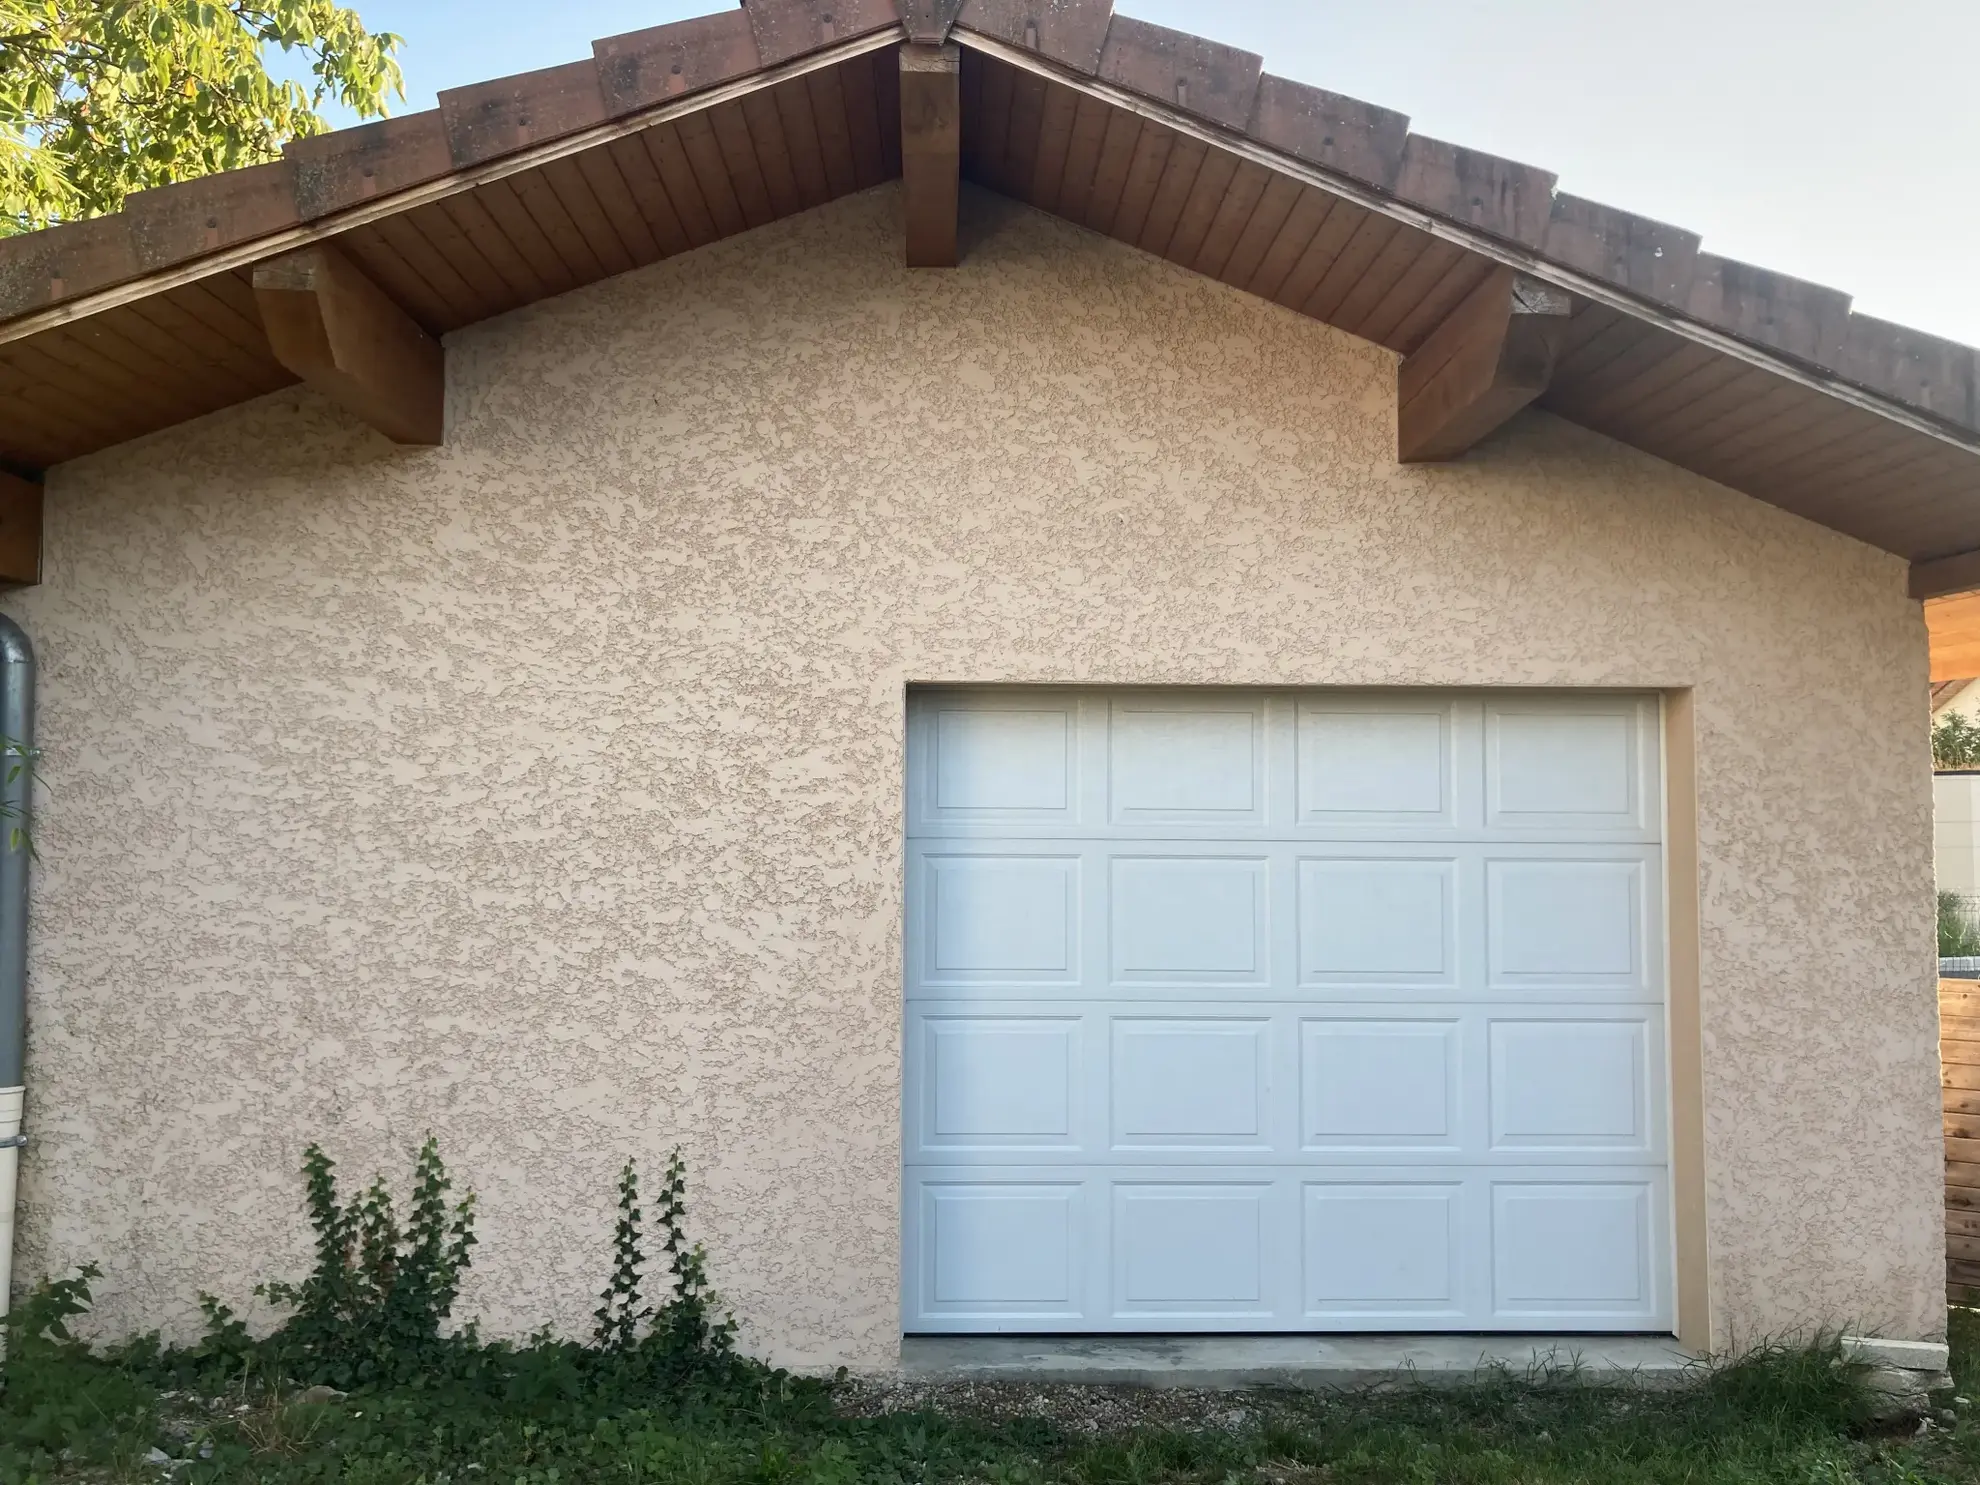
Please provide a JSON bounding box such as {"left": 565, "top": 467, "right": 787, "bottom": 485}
{"left": 1662, "top": 689, "right": 1711, "bottom": 1352}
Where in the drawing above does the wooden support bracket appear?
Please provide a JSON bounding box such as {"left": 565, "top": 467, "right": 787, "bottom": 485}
{"left": 900, "top": 42, "right": 961, "bottom": 269}
{"left": 252, "top": 243, "right": 444, "bottom": 445}
{"left": 0, "top": 472, "right": 41, "bottom": 587}
{"left": 1398, "top": 266, "right": 1572, "bottom": 462}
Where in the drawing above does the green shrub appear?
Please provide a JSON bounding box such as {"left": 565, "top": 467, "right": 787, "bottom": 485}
{"left": 1941, "top": 890, "right": 1980, "bottom": 957}
{"left": 1936, "top": 711, "right": 1980, "bottom": 770}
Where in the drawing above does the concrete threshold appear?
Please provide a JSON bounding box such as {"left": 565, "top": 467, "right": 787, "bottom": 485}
{"left": 900, "top": 1334, "right": 1699, "bottom": 1390}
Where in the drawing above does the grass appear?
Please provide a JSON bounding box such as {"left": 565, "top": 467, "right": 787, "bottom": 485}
{"left": 5, "top": 1312, "right": 1980, "bottom": 1484}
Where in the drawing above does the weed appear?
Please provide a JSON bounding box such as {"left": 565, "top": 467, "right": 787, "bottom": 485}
{"left": 8, "top": 1141, "right": 1975, "bottom": 1483}
{"left": 255, "top": 1134, "right": 478, "bottom": 1386}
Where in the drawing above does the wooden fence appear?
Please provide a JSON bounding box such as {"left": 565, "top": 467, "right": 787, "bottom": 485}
{"left": 1945, "top": 978, "right": 1980, "bottom": 1301}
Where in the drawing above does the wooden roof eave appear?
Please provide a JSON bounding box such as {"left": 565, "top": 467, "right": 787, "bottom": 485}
{"left": 0, "top": 25, "right": 904, "bottom": 352}
{"left": 956, "top": 26, "right": 1980, "bottom": 474}
{"left": 2, "top": 0, "right": 1978, "bottom": 600}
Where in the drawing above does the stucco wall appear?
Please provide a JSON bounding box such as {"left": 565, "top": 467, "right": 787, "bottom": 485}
{"left": 4, "top": 185, "right": 1942, "bottom": 1365}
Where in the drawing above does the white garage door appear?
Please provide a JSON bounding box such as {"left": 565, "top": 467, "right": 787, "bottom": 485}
{"left": 901, "top": 688, "right": 1672, "bottom": 1333}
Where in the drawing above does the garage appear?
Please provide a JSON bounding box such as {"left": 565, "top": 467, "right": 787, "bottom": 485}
{"left": 902, "top": 688, "right": 1672, "bottom": 1333}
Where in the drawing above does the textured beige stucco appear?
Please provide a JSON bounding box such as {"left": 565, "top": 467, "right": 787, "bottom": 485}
{"left": 4, "top": 185, "right": 1943, "bottom": 1366}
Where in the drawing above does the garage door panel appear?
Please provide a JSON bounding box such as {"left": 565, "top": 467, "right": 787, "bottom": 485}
{"left": 908, "top": 1002, "right": 1665, "bottom": 1168}
{"left": 1111, "top": 1183, "right": 1279, "bottom": 1319}
{"left": 1110, "top": 695, "right": 1268, "bottom": 826}
{"left": 1303, "top": 1181, "right": 1466, "bottom": 1320}
{"left": 1300, "top": 1019, "right": 1462, "bottom": 1151}
{"left": 913, "top": 1015, "right": 1082, "bottom": 1152}
{"left": 1484, "top": 696, "right": 1659, "bottom": 835}
{"left": 1488, "top": 1016, "right": 1659, "bottom": 1155}
{"left": 909, "top": 841, "right": 1660, "bottom": 1002}
{"left": 915, "top": 851, "right": 1082, "bottom": 984}
{"left": 1490, "top": 1180, "right": 1663, "bottom": 1324}
{"left": 912, "top": 1180, "right": 1088, "bottom": 1323}
{"left": 908, "top": 691, "right": 1661, "bottom": 845}
{"left": 1110, "top": 1018, "right": 1272, "bottom": 1150}
{"left": 1296, "top": 697, "right": 1458, "bottom": 825}
{"left": 904, "top": 689, "right": 1672, "bottom": 1333}
{"left": 912, "top": 694, "right": 1084, "bottom": 828}
{"left": 904, "top": 1167, "right": 1673, "bottom": 1331}
{"left": 1297, "top": 856, "right": 1457, "bottom": 985}
{"left": 1486, "top": 855, "right": 1657, "bottom": 993}
{"left": 1111, "top": 856, "right": 1270, "bottom": 984}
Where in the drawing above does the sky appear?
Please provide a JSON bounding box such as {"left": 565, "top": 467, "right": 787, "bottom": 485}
{"left": 307, "top": 0, "right": 1980, "bottom": 347}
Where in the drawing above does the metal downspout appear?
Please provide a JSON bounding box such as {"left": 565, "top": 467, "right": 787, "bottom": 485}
{"left": 0, "top": 615, "right": 33, "bottom": 1340}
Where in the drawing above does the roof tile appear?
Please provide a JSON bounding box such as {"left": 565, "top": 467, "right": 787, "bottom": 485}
{"left": 438, "top": 59, "right": 609, "bottom": 168}
{"left": 742, "top": 0, "right": 902, "bottom": 66}
{"left": 285, "top": 111, "right": 454, "bottom": 219}
{"left": 953, "top": 0, "right": 1113, "bottom": 75}
{"left": 1394, "top": 135, "right": 1555, "bottom": 249}
{"left": 1097, "top": 14, "right": 1261, "bottom": 132}
{"left": 1247, "top": 73, "right": 1407, "bottom": 190}
{"left": 122, "top": 160, "right": 300, "bottom": 272}
{"left": 0, "top": 214, "right": 138, "bottom": 321}
{"left": 1542, "top": 193, "right": 1699, "bottom": 307}
{"left": 594, "top": 10, "right": 763, "bottom": 116}
{"left": 1835, "top": 313, "right": 1979, "bottom": 432}
{"left": 1686, "top": 252, "right": 1851, "bottom": 366}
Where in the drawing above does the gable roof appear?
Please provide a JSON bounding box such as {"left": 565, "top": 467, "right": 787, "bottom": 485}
{"left": 3, "top": 0, "right": 1977, "bottom": 583}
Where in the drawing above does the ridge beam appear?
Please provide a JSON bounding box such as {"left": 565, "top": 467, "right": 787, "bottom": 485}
{"left": 900, "top": 42, "right": 961, "bottom": 268}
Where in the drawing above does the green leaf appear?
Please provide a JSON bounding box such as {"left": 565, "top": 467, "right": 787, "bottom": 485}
{"left": 0, "top": 0, "right": 404, "bottom": 232}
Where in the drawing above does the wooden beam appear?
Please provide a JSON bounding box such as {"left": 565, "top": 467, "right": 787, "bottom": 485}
{"left": 1398, "top": 266, "right": 1572, "bottom": 462}
{"left": 1929, "top": 592, "right": 1980, "bottom": 680}
{"left": 252, "top": 243, "right": 444, "bottom": 445}
{"left": 0, "top": 472, "right": 40, "bottom": 587}
{"left": 899, "top": 43, "right": 960, "bottom": 269}
{"left": 1913, "top": 547, "right": 1980, "bottom": 600}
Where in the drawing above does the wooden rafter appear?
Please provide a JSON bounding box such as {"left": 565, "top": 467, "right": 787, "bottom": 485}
{"left": 1397, "top": 266, "right": 1572, "bottom": 463}
{"left": 899, "top": 43, "right": 961, "bottom": 268}
{"left": 252, "top": 244, "right": 444, "bottom": 445}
